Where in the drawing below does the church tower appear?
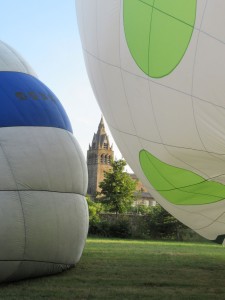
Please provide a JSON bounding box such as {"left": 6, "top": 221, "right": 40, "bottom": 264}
{"left": 87, "top": 117, "right": 114, "bottom": 197}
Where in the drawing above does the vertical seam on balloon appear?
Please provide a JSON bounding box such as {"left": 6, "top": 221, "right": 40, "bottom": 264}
{"left": 66, "top": 131, "right": 85, "bottom": 195}
{"left": 81, "top": 198, "right": 89, "bottom": 255}
{"left": 121, "top": 1, "right": 148, "bottom": 168}
{"left": 143, "top": 8, "right": 186, "bottom": 190}
{"left": 56, "top": 129, "right": 71, "bottom": 191}
{"left": 73, "top": 198, "right": 79, "bottom": 258}
{"left": 56, "top": 128, "right": 74, "bottom": 192}
{"left": 33, "top": 128, "right": 53, "bottom": 190}
{"left": 53, "top": 192, "right": 60, "bottom": 261}
{"left": 123, "top": 5, "right": 172, "bottom": 183}
{"left": 190, "top": 1, "right": 214, "bottom": 156}
{"left": 146, "top": 80, "right": 180, "bottom": 188}
{"left": 147, "top": 0, "right": 155, "bottom": 76}
{"left": 77, "top": 197, "right": 88, "bottom": 261}
{"left": 114, "top": 0, "right": 144, "bottom": 173}
{"left": 96, "top": 0, "right": 120, "bottom": 132}
{"left": 0, "top": 142, "right": 27, "bottom": 278}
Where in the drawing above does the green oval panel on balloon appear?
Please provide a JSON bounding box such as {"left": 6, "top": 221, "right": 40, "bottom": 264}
{"left": 140, "top": 150, "right": 225, "bottom": 205}
{"left": 123, "top": 0, "right": 197, "bottom": 78}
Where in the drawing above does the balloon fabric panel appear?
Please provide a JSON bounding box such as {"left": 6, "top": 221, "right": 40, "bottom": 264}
{"left": 140, "top": 150, "right": 225, "bottom": 205}
{"left": 0, "top": 72, "right": 72, "bottom": 132}
{"left": 124, "top": 0, "right": 196, "bottom": 77}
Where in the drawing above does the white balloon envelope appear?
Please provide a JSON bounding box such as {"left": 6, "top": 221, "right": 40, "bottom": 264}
{"left": 76, "top": 0, "right": 225, "bottom": 243}
{"left": 0, "top": 40, "right": 88, "bottom": 282}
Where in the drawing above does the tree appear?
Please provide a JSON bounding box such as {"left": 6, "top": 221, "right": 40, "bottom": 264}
{"left": 147, "top": 205, "right": 187, "bottom": 240}
{"left": 98, "top": 159, "right": 137, "bottom": 215}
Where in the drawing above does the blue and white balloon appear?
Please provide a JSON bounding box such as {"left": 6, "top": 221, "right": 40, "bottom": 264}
{"left": 0, "top": 40, "right": 88, "bottom": 282}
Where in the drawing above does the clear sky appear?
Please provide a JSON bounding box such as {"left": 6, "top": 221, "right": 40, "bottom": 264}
{"left": 0, "top": 0, "right": 128, "bottom": 166}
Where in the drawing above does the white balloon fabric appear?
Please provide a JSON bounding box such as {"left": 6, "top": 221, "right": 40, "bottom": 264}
{"left": 76, "top": 0, "right": 225, "bottom": 243}
{"left": 0, "top": 40, "right": 88, "bottom": 282}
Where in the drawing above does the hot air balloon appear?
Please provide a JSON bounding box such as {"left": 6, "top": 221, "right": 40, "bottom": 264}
{"left": 0, "top": 40, "right": 88, "bottom": 282}
{"left": 76, "top": 0, "right": 225, "bottom": 244}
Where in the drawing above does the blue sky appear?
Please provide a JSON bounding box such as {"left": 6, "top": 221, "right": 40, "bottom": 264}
{"left": 0, "top": 0, "right": 124, "bottom": 162}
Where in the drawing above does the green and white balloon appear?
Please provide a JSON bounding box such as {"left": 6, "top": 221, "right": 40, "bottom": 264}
{"left": 76, "top": 0, "right": 225, "bottom": 243}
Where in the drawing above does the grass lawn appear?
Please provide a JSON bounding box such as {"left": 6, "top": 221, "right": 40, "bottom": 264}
{"left": 1, "top": 238, "right": 225, "bottom": 299}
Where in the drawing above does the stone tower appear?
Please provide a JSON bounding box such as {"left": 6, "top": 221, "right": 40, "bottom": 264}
{"left": 87, "top": 117, "right": 114, "bottom": 197}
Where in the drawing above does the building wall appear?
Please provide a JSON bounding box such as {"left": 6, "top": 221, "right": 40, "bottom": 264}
{"left": 129, "top": 173, "right": 149, "bottom": 193}
{"left": 96, "top": 148, "right": 114, "bottom": 194}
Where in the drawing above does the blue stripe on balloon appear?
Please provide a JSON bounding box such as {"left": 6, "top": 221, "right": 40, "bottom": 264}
{"left": 0, "top": 72, "right": 72, "bottom": 132}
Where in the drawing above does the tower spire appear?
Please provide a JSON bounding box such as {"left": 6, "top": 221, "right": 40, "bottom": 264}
{"left": 87, "top": 116, "right": 114, "bottom": 196}
{"left": 97, "top": 115, "right": 106, "bottom": 135}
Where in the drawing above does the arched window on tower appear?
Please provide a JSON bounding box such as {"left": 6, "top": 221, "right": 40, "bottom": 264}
{"left": 101, "top": 154, "right": 104, "bottom": 164}
{"left": 103, "top": 142, "right": 108, "bottom": 149}
{"left": 108, "top": 155, "right": 111, "bottom": 164}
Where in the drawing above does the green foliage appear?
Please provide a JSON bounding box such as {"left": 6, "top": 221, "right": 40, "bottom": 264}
{"left": 129, "top": 204, "right": 153, "bottom": 215}
{"left": 88, "top": 220, "right": 110, "bottom": 237}
{"left": 86, "top": 196, "right": 103, "bottom": 223}
{"left": 87, "top": 194, "right": 189, "bottom": 240}
{"left": 87, "top": 194, "right": 191, "bottom": 241}
{"left": 108, "top": 218, "right": 132, "bottom": 238}
{"left": 88, "top": 218, "right": 132, "bottom": 238}
{"left": 98, "top": 159, "right": 137, "bottom": 214}
{"left": 146, "top": 205, "right": 187, "bottom": 240}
